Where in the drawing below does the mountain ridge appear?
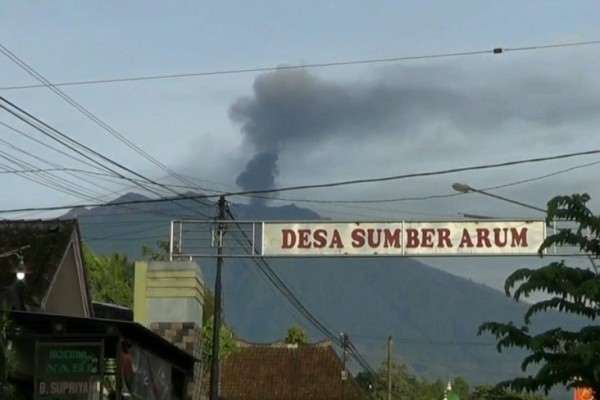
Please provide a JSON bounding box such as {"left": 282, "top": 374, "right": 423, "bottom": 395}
{"left": 73, "top": 192, "right": 581, "bottom": 385}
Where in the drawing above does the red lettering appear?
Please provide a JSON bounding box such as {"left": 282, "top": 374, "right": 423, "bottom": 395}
{"left": 406, "top": 229, "right": 420, "bottom": 248}
{"left": 298, "top": 229, "right": 311, "bottom": 248}
{"left": 437, "top": 228, "right": 452, "bottom": 248}
{"left": 351, "top": 229, "right": 365, "bottom": 248}
{"left": 493, "top": 228, "right": 508, "bottom": 247}
{"left": 421, "top": 229, "right": 435, "bottom": 248}
{"left": 511, "top": 228, "right": 528, "bottom": 247}
{"left": 313, "top": 229, "right": 327, "bottom": 248}
{"left": 330, "top": 230, "right": 344, "bottom": 249}
{"left": 367, "top": 229, "right": 382, "bottom": 248}
{"left": 459, "top": 229, "right": 474, "bottom": 248}
{"left": 282, "top": 230, "right": 296, "bottom": 249}
{"left": 476, "top": 228, "right": 492, "bottom": 248}
{"left": 383, "top": 229, "right": 402, "bottom": 248}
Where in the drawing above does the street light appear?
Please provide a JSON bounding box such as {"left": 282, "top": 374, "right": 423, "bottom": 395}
{"left": 451, "top": 182, "right": 472, "bottom": 194}
{"left": 451, "top": 182, "right": 599, "bottom": 271}
{"left": 452, "top": 182, "right": 546, "bottom": 213}
{"left": 15, "top": 259, "right": 26, "bottom": 281}
{"left": 0, "top": 245, "right": 29, "bottom": 281}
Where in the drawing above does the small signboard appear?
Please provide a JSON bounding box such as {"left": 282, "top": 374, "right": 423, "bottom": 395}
{"left": 34, "top": 341, "right": 104, "bottom": 400}
{"left": 262, "top": 220, "right": 546, "bottom": 257}
{"left": 575, "top": 387, "right": 595, "bottom": 400}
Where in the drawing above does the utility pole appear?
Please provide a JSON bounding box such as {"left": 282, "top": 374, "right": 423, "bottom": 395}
{"left": 387, "top": 336, "right": 392, "bottom": 400}
{"left": 341, "top": 333, "right": 349, "bottom": 400}
{"left": 209, "top": 196, "right": 227, "bottom": 400}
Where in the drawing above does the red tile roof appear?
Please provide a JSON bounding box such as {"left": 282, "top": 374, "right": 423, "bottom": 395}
{"left": 220, "top": 342, "right": 367, "bottom": 400}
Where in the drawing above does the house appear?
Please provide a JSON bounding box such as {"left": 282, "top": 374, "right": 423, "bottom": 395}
{"left": 219, "top": 340, "right": 367, "bottom": 400}
{"left": 0, "top": 218, "right": 92, "bottom": 315}
{"left": 0, "top": 219, "right": 199, "bottom": 400}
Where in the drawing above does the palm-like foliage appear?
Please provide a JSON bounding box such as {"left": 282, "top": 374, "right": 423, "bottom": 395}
{"left": 479, "top": 193, "right": 600, "bottom": 396}
{"left": 82, "top": 243, "right": 134, "bottom": 308}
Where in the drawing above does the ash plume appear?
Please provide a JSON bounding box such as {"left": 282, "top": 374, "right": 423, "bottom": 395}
{"left": 228, "top": 62, "right": 600, "bottom": 201}
{"left": 229, "top": 67, "right": 405, "bottom": 198}
{"left": 235, "top": 151, "right": 279, "bottom": 196}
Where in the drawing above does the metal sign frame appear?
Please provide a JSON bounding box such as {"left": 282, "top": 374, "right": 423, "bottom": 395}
{"left": 168, "top": 218, "right": 592, "bottom": 259}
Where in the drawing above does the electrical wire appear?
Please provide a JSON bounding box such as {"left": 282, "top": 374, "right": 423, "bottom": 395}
{"left": 0, "top": 99, "right": 167, "bottom": 194}
{"left": 0, "top": 43, "right": 218, "bottom": 211}
{"left": 0, "top": 97, "right": 211, "bottom": 218}
{"left": 348, "top": 335, "right": 497, "bottom": 346}
{"left": 1, "top": 116, "right": 213, "bottom": 221}
{"left": 84, "top": 222, "right": 169, "bottom": 241}
{"left": 85, "top": 235, "right": 169, "bottom": 243}
{"left": 480, "top": 159, "right": 600, "bottom": 192}
{"left": 225, "top": 213, "right": 339, "bottom": 336}
{"left": 0, "top": 133, "right": 121, "bottom": 199}
{"left": 225, "top": 207, "right": 376, "bottom": 374}
{"left": 2, "top": 118, "right": 210, "bottom": 201}
{"left": 1, "top": 40, "right": 598, "bottom": 90}
{"left": 347, "top": 339, "right": 377, "bottom": 375}
{"left": 0, "top": 167, "right": 105, "bottom": 175}
{"left": 0, "top": 120, "right": 117, "bottom": 175}
{"left": 0, "top": 147, "right": 189, "bottom": 220}
{"left": 264, "top": 158, "right": 600, "bottom": 205}
{"left": 2, "top": 147, "right": 599, "bottom": 214}
{"left": 0, "top": 151, "right": 108, "bottom": 202}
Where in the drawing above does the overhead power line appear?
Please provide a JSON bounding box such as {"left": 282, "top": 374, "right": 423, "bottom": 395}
{"left": 225, "top": 208, "right": 376, "bottom": 374}
{"left": 0, "top": 97, "right": 211, "bottom": 218}
{"left": 0, "top": 167, "right": 101, "bottom": 176}
{"left": 0, "top": 43, "right": 216, "bottom": 213}
{"left": 1, "top": 40, "right": 599, "bottom": 91}
{"left": 0, "top": 120, "right": 118, "bottom": 177}
{"left": 1, "top": 147, "right": 600, "bottom": 214}
{"left": 0, "top": 127, "right": 125, "bottom": 201}
{"left": 99, "top": 157, "right": 599, "bottom": 212}
{"left": 272, "top": 158, "right": 600, "bottom": 205}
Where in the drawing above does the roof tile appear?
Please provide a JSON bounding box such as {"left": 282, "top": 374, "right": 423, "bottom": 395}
{"left": 220, "top": 343, "right": 367, "bottom": 400}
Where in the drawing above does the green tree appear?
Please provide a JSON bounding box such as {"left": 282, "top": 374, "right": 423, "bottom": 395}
{"left": 417, "top": 378, "right": 446, "bottom": 400}
{"left": 355, "top": 371, "right": 377, "bottom": 396}
{"left": 284, "top": 324, "right": 310, "bottom": 345}
{"left": 367, "top": 361, "right": 421, "bottom": 400}
{"left": 202, "top": 316, "right": 238, "bottom": 372}
{"left": 453, "top": 377, "right": 471, "bottom": 400}
{"left": 356, "top": 362, "right": 474, "bottom": 400}
{"left": 469, "top": 385, "right": 549, "bottom": 400}
{"left": 202, "top": 289, "right": 215, "bottom": 325}
{"left": 479, "top": 193, "right": 600, "bottom": 396}
{"left": 141, "top": 238, "right": 175, "bottom": 261}
{"left": 0, "top": 313, "right": 22, "bottom": 400}
{"left": 82, "top": 243, "right": 134, "bottom": 307}
{"left": 0, "top": 313, "right": 11, "bottom": 398}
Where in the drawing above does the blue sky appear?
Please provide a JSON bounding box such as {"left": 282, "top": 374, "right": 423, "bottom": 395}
{"left": 1, "top": 1, "right": 600, "bottom": 291}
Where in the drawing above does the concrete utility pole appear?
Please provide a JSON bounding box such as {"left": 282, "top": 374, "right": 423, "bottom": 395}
{"left": 387, "top": 336, "right": 392, "bottom": 400}
{"left": 341, "top": 333, "right": 349, "bottom": 400}
{"left": 209, "top": 196, "right": 227, "bottom": 400}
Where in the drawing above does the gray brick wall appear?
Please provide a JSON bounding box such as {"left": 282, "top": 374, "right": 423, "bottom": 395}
{"left": 151, "top": 322, "right": 203, "bottom": 400}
